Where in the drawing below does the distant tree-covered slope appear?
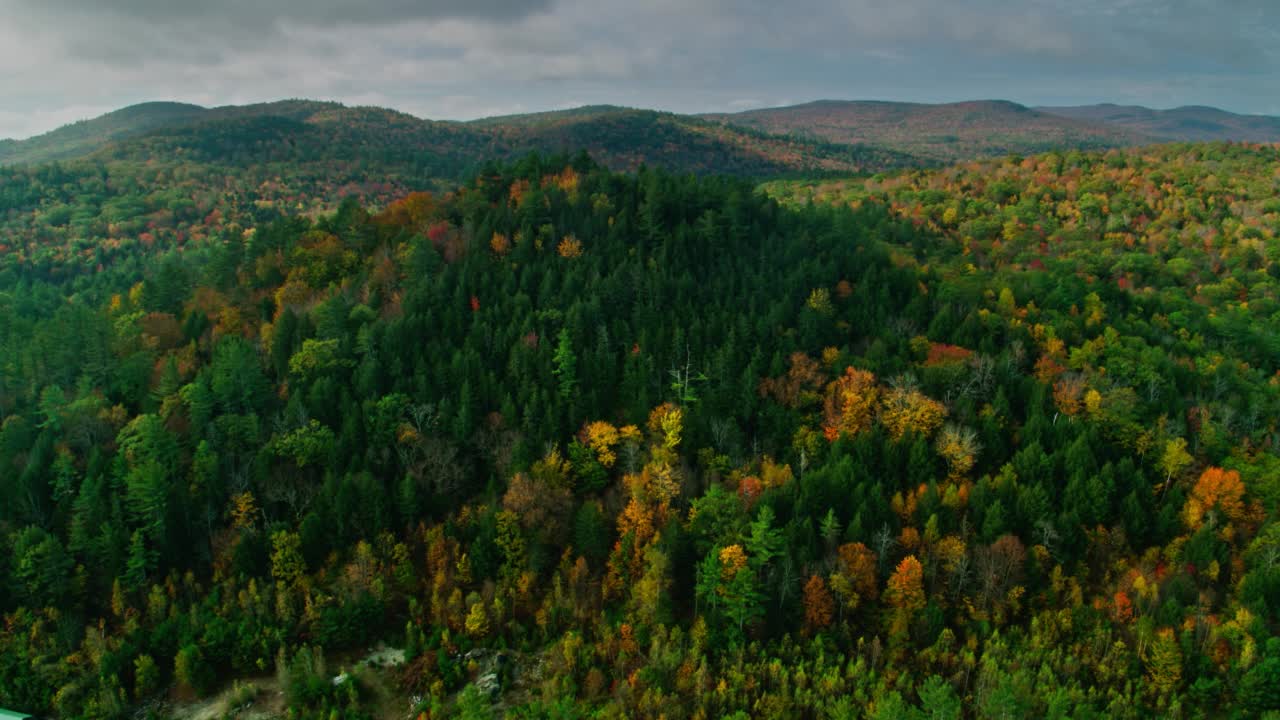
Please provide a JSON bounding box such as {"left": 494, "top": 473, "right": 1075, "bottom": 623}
{"left": 474, "top": 105, "right": 915, "bottom": 175}
{"left": 766, "top": 141, "right": 1280, "bottom": 369}
{"left": 0, "top": 100, "right": 915, "bottom": 176}
{"left": 0, "top": 102, "right": 208, "bottom": 165}
{"left": 704, "top": 99, "right": 1154, "bottom": 161}
{"left": 0, "top": 102, "right": 917, "bottom": 284}
{"left": 12, "top": 96, "right": 1279, "bottom": 178}
{"left": 1039, "top": 103, "right": 1280, "bottom": 143}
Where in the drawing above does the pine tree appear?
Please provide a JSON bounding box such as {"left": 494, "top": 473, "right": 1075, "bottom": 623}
{"left": 553, "top": 328, "right": 578, "bottom": 400}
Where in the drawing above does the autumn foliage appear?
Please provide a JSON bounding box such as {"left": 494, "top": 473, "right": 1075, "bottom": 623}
{"left": 6, "top": 148, "right": 1280, "bottom": 719}
{"left": 802, "top": 575, "right": 835, "bottom": 634}
{"left": 821, "top": 367, "right": 879, "bottom": 440}
{"left": 1185, "top": 467, "right": 1248, "bottom": 528}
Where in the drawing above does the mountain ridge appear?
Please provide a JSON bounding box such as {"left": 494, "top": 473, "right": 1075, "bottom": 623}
{"left": 5, "top": 97, "right": 1279, "bottom": 174}
{"left": 701, "top": 99, "right": 1154, "bottom": 162}
{"left": 0, "top": 99, "right": 913, "bottom": 176}
{"left": 1037, "top": 103, "right": 1280, "bottom": 143}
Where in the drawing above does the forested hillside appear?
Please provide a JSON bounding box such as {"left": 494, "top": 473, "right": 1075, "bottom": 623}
{"left": 0, "top": 101, "right": 909, "bottom": 175}
{"left": 0, "top": 103, "right": 910, "bottom": 287}
{"left": 703, "top": 101, "right": 1149, "bottom": 162}
{"left": 1, "top": 147, "right": 1279, "bottom": 719}
{"left": 0, "top": 103, "right": 208, "bottom": 166}
{"left": 1039, "top": 105, "right": 1280, "bottom": 144}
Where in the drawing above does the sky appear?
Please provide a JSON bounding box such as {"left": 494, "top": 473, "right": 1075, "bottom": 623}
{"left": 1, "top": 0, "right": 1277, "bottom": 140}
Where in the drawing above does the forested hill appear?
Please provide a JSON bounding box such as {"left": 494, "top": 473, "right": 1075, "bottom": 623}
{"left": 0, "top": 100, "right": 911, "bottom": 175}
{"left": 0, "top": 101, "right": 912, "bottom": 286}
{"left": 701, "top": 100, "right": 1151, "bottom": 162}
{"left": 0, "top": 102, "right": 209, "bottom": 166}
{"left": 465, "top": 105, "right": 915, "bottom": 176}
{"left": 9, "top": 97, "right": 1279, "bottom": 176}
{"left": 1038, "top": 103, "right": 1280, "bottom": 144}
{"left": 2, "top": 148, "right": 1279, "bottom": 718}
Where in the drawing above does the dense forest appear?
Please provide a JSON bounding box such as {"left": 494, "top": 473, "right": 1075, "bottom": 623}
{"left": 2, "top": 146, "right": 1279, "bottom": 719}
{"left": 0, "top": 101, "right": 915, "bottom": 291}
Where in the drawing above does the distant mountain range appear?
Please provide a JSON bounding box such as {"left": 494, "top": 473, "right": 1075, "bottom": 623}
{"left": 0, "top": 100, "right": 908, "bottom": 177}
{"left": 2, "top": 98, "right": 1277, "bottom": 174}
{"left": 705, "top": 100, "right": 1280, "bottom": 162}
{"left": 702, "top": 100, "right": 1145, "bottom": 162}
{"left": 1035, "top": 104, "right": 1280, "bottom": 144}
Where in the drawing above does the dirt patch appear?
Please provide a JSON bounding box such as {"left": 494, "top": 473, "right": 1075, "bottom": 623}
{"left": 165, "top": 676, "right": 284, "bottom": 720}
{"left": 163, "top": 645, "right": 408, "bottom": 720}
{"left": 359, "top": 643, "right": 406, "bottom": 670}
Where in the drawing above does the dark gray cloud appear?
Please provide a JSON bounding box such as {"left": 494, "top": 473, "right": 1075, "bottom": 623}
{"left": 0, "top": 0, "right": 1276, "bottom": 139}
{"left": 6, "top": 0, "right": 555, "bottom": 63}
{"left": 22, "top": 0, "right": 551, "bottom": 24}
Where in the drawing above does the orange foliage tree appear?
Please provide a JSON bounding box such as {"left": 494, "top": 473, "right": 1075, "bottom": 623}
{"left": 802, "top": 574, "right": 835, "bottom": 634}
{"left": 1184, "top": 466, "right": 1247, "bottom": 528}
{"left": 1053, "top": 374, "right": 1087, "bottom": 416}
{"left": 886, "top": 555, "right": 926, "bottom": 636}
{"left": 886, "top": 555, "right": 925, "bottom": 612}
{"left": 828, "top": 542, "right": 878, "bottom": 617}
{"left": 759, "top": 352, "right": 827, "bottom": 408}
{"left": 376, "top": 192, "right": 437, "bottom": 234}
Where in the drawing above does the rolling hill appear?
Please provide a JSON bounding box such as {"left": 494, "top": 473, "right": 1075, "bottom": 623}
{"left": 0, "top": 100, "right": 913, "bottom": 177}
{"left": 0, "top": 101, "right": 208, "bottom": 165}
{"left": 702, "top": 99, "right": 1152, "bottom": 162}
{"left": 0, "top": 101, "right": 915, "bottom": 283}
{"left": 1037, "top": 103, "right": 1280, "bottom": 143}
{"left": 9, "top": 97, "right": 1278, "bottom": 178}
{"left": 471, "top": 104, "right": 914, "bottom": 175}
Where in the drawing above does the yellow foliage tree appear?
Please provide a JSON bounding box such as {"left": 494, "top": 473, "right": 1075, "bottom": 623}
{"left": 557, "top": 235, "right": 583, "bottom": 258}
{"left": 582, "top": 421, "right": 621, "bottom": 468}
{"left": 936, "top": 424, "right": 981, "bottom": 480}
{"left": 617, "top": 497, "right": 656, "bottom": 550}
{"left": 1144, "top": 627, "right": 1183, "bottom": 697}
{"left": 659, "top": 407, "right": 683, "bottom": 451}
{"left": 822, "top": 367, "right": 879, "bottom": 441}
{"left": 806, "top": 288, "right": 834, "bottom": 315}
{"left": 719, "top": 545, "right": 749, "bottom": 579}
{"left": 229, "top": 491, "right": 259, "bottom": 530}
{"left": 490, "top": 232, "right": 511, "bottom": 256}
{"left": 880, "top": 384, "right": 948, "bottom": 440}
{"left": 634, "top": 460, "right": 681, "bottom": 508}
{"left": 759, "top": 457, "right": 794, "bottom": 490}
{"left": 1159, "top": 437, "right": 1193, "bottom": 494}
{"left": 464, "top": 598, "right": 489, "bottom": 638}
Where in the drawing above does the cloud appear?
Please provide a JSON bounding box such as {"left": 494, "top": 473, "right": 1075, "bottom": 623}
{"left": 21, "top": 0, "right": 553, "bottom": 26}
{"left": 3, "top": 0, "right": 557, "bottom": 64}
{"left": 0, "top": 0, "right": 1276, "bottom": 138}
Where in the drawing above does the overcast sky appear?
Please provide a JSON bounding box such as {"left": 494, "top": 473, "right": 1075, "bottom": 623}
{"left": 2, "top": 0, "right": 1277, "bottom": 139}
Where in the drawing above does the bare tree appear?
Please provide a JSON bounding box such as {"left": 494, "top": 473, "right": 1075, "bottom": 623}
{"left": 873, "top": 523, "right": 897, "bottom": 571}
